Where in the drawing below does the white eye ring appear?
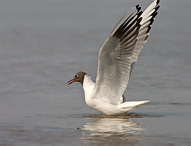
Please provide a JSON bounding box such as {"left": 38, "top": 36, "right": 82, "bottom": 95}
{"left": 75, "top": 74, "right": 79, "bottom": 78}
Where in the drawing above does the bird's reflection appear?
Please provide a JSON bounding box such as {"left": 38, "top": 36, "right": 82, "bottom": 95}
{"left": 81, "top": 115, "right": 144, "bottom": 144}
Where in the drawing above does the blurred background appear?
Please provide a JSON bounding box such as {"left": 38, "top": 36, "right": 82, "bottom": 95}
{"left": 0, "top": 0, "right": 191, "bottom": 145}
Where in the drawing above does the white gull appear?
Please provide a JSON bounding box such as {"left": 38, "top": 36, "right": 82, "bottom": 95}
{"left": 68, "top": 0, "right": 160, "bottom": 115}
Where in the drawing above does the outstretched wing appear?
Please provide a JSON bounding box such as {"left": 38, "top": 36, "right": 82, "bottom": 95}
{"left": 131, "top": 0, "right": 160, "bottom": 63}
{"left": 93, "top": 0, "right": 160, "bottom": 104}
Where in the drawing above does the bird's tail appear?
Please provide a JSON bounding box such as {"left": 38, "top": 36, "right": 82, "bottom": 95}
{"left": 118, "top": 100, "right": 150, "bottom": 112}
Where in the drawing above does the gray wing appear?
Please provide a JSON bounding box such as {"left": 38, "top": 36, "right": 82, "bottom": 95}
{"left": 125, "top": 0, "right": 160, "bottom": 97}
{"left": 131, "top": 0, "right": 160, "bottom": 63}
{"left": 93, "top": 0, "right": 160, "bottom": 104}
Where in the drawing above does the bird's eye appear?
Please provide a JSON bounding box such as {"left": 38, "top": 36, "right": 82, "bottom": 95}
{"left": 75, "top": 74, "right": 79, "bottom": 78}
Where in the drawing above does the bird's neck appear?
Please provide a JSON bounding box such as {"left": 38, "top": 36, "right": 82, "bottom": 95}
{"left": 82, "top": 74, "right": 95, "bottom": 101}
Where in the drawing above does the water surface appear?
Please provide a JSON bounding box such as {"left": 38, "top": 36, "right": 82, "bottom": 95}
{"left": 0, "top": 0, "right": 191, "bottom": 145}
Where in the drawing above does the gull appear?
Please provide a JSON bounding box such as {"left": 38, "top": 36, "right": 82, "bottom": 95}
{"left": 68, "top": 0, "right": 160, "bottom": 115}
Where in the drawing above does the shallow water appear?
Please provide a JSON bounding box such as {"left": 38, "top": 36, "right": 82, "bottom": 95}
{"left": 0, "top": 0, "right": 191, "bottom": 145}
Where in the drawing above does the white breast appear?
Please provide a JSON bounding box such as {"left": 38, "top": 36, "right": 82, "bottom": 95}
{"left": 82, "top": 75, "right": 95, "bottom": 107}
{"left": 82, "top": 74, "right": 120, "bottom": 115}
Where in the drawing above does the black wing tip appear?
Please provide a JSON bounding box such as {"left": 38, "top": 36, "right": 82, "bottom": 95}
{"left": 155, "top": 5, "right": 160, "bottom": 12}
{"left": 147, "top": 11, "right": 158, "bottom": 31}
{"left": 153, "top": 11, "right": 158, "bottom": 18}
{"left": 136, "top": 5, "right": 141, "bottom": 11}
{"left": 113, "top": 0, "right": 159, "bottom": 39}
{"left": 114, "top": 10, "right": 142, "bottom": 38}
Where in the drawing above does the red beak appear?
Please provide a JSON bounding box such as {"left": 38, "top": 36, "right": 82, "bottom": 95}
{"left": 67, "top": 78, "right": 75, "bottom": 85}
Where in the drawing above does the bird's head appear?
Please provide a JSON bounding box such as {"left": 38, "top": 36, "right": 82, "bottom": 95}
{"left": 67, "top": 71, "right": 86, "bottom": 85}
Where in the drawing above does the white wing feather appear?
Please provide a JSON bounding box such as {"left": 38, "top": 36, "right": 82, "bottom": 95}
{"left": 93, "top": 0, "right": 160, "bottom": 104}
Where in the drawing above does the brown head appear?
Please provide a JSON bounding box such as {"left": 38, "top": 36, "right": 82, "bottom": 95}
{"left": 67, "top": 71, "right": 86, "bottom": 85}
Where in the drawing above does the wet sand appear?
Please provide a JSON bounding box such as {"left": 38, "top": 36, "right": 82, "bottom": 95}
{"left": 0, "top": 0, "right": 191, "bottom": 145}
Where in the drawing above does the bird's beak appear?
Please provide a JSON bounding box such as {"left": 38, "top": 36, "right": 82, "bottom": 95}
{"left": 67, "top": 78, "right": 76, "bottom": 85}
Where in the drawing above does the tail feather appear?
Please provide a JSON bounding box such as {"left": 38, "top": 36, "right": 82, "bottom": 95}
{"left": 118, "top": 100, "right": 150, "bottom": 112}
